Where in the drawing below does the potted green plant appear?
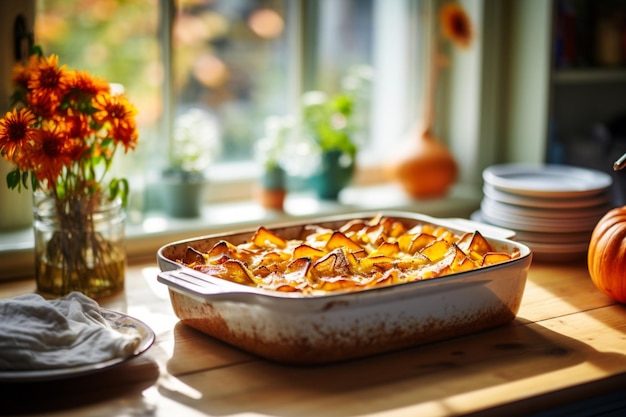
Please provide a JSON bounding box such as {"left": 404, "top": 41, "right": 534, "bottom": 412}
{"left": 300, "top": 90, "right": 358, "bottom": 200}
{"left": 255, "top": 115, "right": 292, "bottom": 210}
{"left": 161, "top": 107, "right": 220, "bottom": 218}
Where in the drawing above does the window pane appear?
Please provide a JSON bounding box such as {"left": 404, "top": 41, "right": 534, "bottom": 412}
{"left": 311, "top": 0, "right": 375, "bottom": 152}
{"left": 36, "top": 0, "right": 162, "bottom": 136}
{"left": 307, "top": 0, "right": 419, "bottom": 166}
{"left": 33, "top": 0, "right": 420, "bottom": 205}
{"left": 172, "top": 0, "right": 293, "bottom": 169}
{"left": 310, "top": 0, "right": 373, "bottom": 88}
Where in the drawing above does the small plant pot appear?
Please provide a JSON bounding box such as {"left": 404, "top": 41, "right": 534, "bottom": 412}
{"left": 160, "top": 170, "right": 208, "bottom": 218}
{"left": 257, "top": 166, "right": 287, "bottom": 211}
{"left": 309, "top": 150, "right": 355, "bottom": 200}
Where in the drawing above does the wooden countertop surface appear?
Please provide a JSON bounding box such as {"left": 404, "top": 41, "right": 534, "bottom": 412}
{"left": 2, "top": 258, "right": 626, "bottom": 417}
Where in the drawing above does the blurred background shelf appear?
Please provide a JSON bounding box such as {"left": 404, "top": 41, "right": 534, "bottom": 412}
{"left": 548, "top": 0, "right": 626, "bottom": 205}
{"left": 553, "top": 68, "right": 626, "bottom": 83}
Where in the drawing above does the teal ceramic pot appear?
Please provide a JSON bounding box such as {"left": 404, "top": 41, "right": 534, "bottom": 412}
{"left": 309, "top": 150, "right": 355, "bottom": 200}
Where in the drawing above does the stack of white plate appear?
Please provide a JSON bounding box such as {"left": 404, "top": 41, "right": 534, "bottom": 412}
{"left": 472, "top": 164, "right": 613, "bottom": 262}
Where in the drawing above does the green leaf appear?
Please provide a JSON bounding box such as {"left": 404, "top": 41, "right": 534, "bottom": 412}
{"left": 102, "top": 137, "right": 114, "bottom": 148}
{"left": 109, "top": 178, "right": 129, "bottom": 208}
{"left": 29, "top": 172, "right": 37, "bottom": 190}
{"left": 6, "top": 169, "right": 20, "bottom": 190}
{"left": 21, "top": 171, "right": 30, "bottom": 188}
{"left": 30, "top": 44, "right": 44, "bottom": 57}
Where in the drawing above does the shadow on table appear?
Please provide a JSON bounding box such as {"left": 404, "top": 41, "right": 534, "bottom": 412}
{"left": 161, "top": 319, "right": 626, "bottom": 417}
{"left": 0, "top": 354, "right": 159, "bottom": 416}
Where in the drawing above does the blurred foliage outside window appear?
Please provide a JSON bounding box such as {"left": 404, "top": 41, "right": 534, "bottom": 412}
{"left": 36, "top": 0, "right": 161, "bottom": 133}
{"left": 34, "top": 0, "right": 390, "bottom": 207}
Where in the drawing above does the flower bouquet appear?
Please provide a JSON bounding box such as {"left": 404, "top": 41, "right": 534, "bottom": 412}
{"left": 0, "top": 47, "right": 139, "bottom": 297}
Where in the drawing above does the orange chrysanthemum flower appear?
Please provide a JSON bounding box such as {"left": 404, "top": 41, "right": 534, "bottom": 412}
{"left": 1, "top": 48, "right": 139, "bottom": 204}
{"left": 28, "top": 124, "right": 74, "bottom": 185}
{"left": 67, "top": 69, "right": 111, "bottom": 107}
{"left": 0, "top": 109, "right": 39, "bottom": 160}
{"left": 61, "top": 109, "right": 93, "bottom": 142}
{"left": 93, "top": 93, "right": 139, "bottom": 152}
{"left": 440, "top": 2, "right": 473, "bottom": 49}
{"left": 27, "top": 54, "right": 71, "bottom": 117}
{"left": 11, "top": 55, "right": 39, "bottom": 91}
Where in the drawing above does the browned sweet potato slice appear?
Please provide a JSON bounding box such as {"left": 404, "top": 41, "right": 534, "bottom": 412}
{"left": 482, "top": 252, "right": 512, "bottom": 266}
{"left": 293, "top": 244, "right": 326, "bottom": 261}
{"left": 183, "top": 246, "right": 206, "bottom": 264}
{"left": 369, "top": 241, "right": 399, "bottom": 257}
{"left": 220, "top": 259, "right": 257, "bottom": 285}
{"left": 325, "top": 231, "right": 363, "bottom": 252}
{"left": 312, "top": 248, "right": 351, "bottom": 278}
{"left": 284, "top": 257, "right": 312, "bottom": 286}
{"left": 457, "top": 231, "right": 494, "bottom": 257}
{"left": 420, "top": 240, "right": 451, "bottom": 262}
{"left": 252, "top": 226, "right": 287, "bottom": 249}
{"left": 358, "top": 255, "right": 395, "bottom": 273}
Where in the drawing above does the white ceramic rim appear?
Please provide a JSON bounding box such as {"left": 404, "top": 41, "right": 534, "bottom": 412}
{"left": 483, "top": 164, "right": 612, "bottom": 198}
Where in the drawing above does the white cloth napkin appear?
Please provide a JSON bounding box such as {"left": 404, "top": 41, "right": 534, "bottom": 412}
{"left": 0, "top": 292, "right": 142, "bottom": 370}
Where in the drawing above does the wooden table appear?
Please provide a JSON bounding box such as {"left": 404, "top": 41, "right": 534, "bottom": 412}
{"left": 2, "top": 258, "right": 626, "bottom": 417}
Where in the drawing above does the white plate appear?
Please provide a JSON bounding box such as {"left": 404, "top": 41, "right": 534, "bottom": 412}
{"left": 471, "top": 210, "right": 590, "bottom": 262}
{"left": 472, "top": 210, "right": 593, "bottom": 242}
{"left": 482, "top": 183, "right": 612, "bottom": 209}
{"left": 480, "top": 196, "right": 610, "bottom": 220}
{"left": 522, "top": 240, "right": 589, "bottom": 263}
{"left": 0, "top": 309, "right": 155, "bottom": 382}
{"left": 514, "top": 229, "right": 592, "bottom": 244}
{"left": 483, "top": 164, "right": 612, "bottom": 198}
{"left": 480, "top": 201, "right": 601, "bottom": 233}
{"left": 523, "top": 240, "right": 589, "bottom": 254}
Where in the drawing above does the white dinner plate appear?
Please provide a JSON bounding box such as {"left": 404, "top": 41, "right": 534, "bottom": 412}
{"left": 482, "top": 183, "right": 612, "bottom": 209}
{"left": 471, "top": 210, "right": 590, "bottom": 262}
{"left": 472, "top": 209, "right": 593, "bottom": 242}
{"left": 523, "top": 241, "right": 589, "bottom": 254}
{"left": 483, "top": 164, "right": 612, "bottom": 198}
{"left": 513, "top": 229, "right": 592, "bottom": 244}
{"left": 0, "top": 309, "right": 155, "bottom": 382}
{"left": 522, "top": 240, "right": 589, "bottom": 262}
{"left": 480, "top": 201, "right": 601, "bottom": 233}
{"left": 480, "top": 196, "right": 611, "bottom": 220}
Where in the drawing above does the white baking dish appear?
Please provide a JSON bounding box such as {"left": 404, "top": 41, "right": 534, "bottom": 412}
{"left": 157, "top": 211, "right": 532, "bottom": 364}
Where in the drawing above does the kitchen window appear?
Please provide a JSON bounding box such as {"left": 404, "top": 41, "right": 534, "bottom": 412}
{"left": 30, "top": 0, "right": 427, "bottom": 212}
{"left": 2, "top": 0, "right": 542, "bottom": 278}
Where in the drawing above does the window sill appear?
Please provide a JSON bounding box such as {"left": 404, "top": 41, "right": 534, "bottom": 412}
{"left": 0, "top": 183, "right": 482, "bottom": 281}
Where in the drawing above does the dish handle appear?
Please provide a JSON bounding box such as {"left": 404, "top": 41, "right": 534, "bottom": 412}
{"left": 157, "top": 268, "right": 257, "bottom": 299}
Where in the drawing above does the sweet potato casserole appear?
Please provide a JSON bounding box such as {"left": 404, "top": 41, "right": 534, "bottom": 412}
{"left": 176, "top": 214, "right": 520, "bottom": 294}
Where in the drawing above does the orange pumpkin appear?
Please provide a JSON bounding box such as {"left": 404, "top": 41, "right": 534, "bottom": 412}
{"left": 588, "top": 206, "right": 626, "bottom": 303}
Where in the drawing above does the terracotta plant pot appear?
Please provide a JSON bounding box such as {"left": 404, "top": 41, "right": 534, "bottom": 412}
{"left": 256, "top": 166, "right": 287, "bottom": 211}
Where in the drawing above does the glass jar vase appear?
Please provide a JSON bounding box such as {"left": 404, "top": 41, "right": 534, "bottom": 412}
{"left": 33, "top": 191, "right": 126, "bottom": 298}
